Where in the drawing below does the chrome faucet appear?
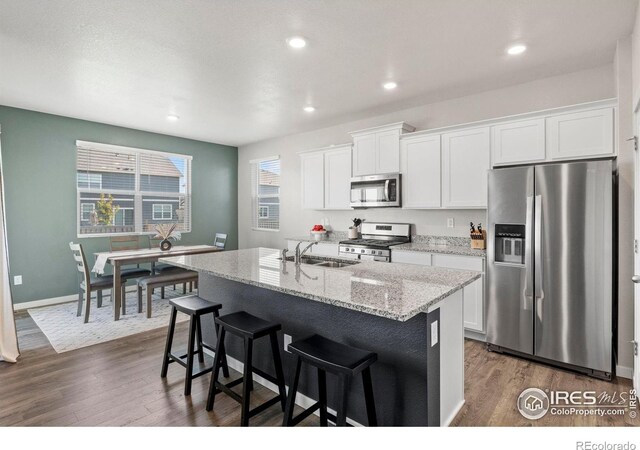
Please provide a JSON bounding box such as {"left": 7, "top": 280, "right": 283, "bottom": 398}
{"left": 294, "top": 241, "right": 317, "bottom": 264}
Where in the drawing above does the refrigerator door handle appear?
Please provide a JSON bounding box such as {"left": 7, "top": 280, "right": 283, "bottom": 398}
{"left": 523, "top": 196, "right": 534, "bottom": 310}
{"left": 534, "top": 195, "right": 544, "bottom": 321}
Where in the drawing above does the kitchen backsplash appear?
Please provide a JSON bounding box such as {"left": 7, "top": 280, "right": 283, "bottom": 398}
{"left": 412, "top": 235, "right": 471, "bottom": 246}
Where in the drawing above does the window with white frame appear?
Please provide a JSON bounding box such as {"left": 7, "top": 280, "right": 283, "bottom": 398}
{"left": 76, "top": 141, "right": 192, "bottom": 236}
{"left": 250, "top": 157, "right": 280, "bottom": 231}
{"left": 152, "top": 204, "right": 173, "bottom": 220}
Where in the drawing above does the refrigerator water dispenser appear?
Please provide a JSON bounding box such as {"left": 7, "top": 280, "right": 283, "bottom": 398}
{"left": 494, "top": 224, "right": 525, "bottom": 265}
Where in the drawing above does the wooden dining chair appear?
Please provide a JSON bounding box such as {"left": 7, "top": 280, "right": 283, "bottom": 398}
{"left": 213, "top": 233, "right": 227, "bottom": 250}
{"left": 70, "top": 242, "right": 126, "bottom": 324}
{"left": 148, "top": 235, "right": 191, "bottom": 295}
{"left": 109, "top": 235, "right": 151, "bottom": 280}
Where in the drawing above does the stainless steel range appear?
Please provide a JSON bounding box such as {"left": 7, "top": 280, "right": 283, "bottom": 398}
{"left": 339, "top": 222, "right": 411, "bottom": 262}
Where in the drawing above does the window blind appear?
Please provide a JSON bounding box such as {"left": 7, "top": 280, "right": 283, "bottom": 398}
{"left": 250, "top": 157, "right": 280, "bottom": 231}
{"left": 76, "top": 141, "right": 192, "bottom": 237}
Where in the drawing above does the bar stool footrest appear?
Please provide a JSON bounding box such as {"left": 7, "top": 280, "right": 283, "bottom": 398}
{"left": 248, "top": 395, "right": 283, "bottom": 418}
{"left": 251, "top": 367, "right": 279, "bottom": 385}
{"left": 168, "top": 352, "right": 215, "bottom": 378}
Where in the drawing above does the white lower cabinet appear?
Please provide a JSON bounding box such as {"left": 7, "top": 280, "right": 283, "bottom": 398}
{"left": 392, "top": 250, "right": 485, "bottom": 335}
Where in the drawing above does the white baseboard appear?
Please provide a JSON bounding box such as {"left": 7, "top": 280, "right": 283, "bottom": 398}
{"left": 14, "top": 294, "right": 78, "bottom": 311}
{"left": 616, "top": 365, "right": 634, "bottom": 380}
{"left": 464, "top": 329, "right": 486, "bottom": 342}
{"left": 442, "top": 399, "right": 465, "bottom": 427}
{"left": 203, "top": 348, "right": 364, "bottom": 427}
{"left": 13, "top": 286, "right": 139, "bottom": 311}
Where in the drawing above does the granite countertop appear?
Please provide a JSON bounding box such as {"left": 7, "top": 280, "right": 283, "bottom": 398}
{"left": 286, "top": 234, "right": 486, "bottom": 257}
{"left": 391, "top": 242, "right": 486, "bottom": 258}
{"left": 160, "top": 248, "right": 480, "bottom": 322}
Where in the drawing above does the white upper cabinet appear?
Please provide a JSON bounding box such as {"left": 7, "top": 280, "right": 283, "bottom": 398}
{"left": 376, "top": 129, "right": 402, "bottom": 173}
{"left": 442, "top": 127, "right": 490, "bottom": 208}
{"left": 300, "top": 144, "right": 352, "bottom": 210}
{"left": 546, "top": 107, "right": 614, "bottom": 160}
{"left": 350, "top": 122, "right": 415, "bottom": 176}
{"left": 300, "top": 152, "right": 324, "bottom": 210}
{"left": 491, "top": 118, "right": 545, "bottom": 166}
{"left": 400, "top": 134, "right": 441, "bottom": 208}
{"left": 324, "top": 145, "right": 352, "bottom": 210}
{"left": 352, "top": 134, "right": 376, "bottom": 176}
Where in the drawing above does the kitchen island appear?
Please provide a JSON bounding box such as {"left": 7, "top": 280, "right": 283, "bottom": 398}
{"left": 161, "top": 248, "right": 480, "bottom": 426}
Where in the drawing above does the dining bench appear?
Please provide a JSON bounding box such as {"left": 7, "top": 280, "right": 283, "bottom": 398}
{"left": 137, "top": 271, "right": 199, "bottom": 318}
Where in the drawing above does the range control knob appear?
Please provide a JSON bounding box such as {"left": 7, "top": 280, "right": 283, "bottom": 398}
{"left": 360, "top": 249, "right": 365, "bottom": 254}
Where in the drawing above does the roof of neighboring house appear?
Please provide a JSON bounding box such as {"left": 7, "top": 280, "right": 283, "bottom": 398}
{"left": 259, "top": 168, "right": 279, "bottom": 187}
{"left": 77, "top": 150, "right": 183, "bottom": 178}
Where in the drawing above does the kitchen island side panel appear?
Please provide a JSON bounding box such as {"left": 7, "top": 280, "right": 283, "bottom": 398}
{"left": 197, "top": 273, "right": 439, "bottom": 426}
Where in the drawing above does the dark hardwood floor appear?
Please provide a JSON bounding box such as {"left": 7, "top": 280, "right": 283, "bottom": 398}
{"left": 2, "top": 310, "right": 636, "bottom": 426}
{"left": 451, "top": 339, "right": 637, "bottom": 426}
{"left": 2, "top": 310, "right": 315, "bottom": 427}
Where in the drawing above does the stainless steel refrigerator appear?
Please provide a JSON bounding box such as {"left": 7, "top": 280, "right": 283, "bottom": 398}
{"left": 486, "top": 159, "right": 615, "bottom": 379}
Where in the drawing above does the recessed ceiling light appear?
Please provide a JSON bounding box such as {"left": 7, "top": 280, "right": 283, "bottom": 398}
{"left": 287, "top": 36, "right": 307, "bottom": 49}
{"left": 383, "top": 81, "right": 398, "bottom": 90}
{"left": 303, "top": 106, "right": 315, "bottom": 112}
{"left": 166, "top": 114, "right": 179, "bottom": 121}
{"left": 507, "top": 44, "right": 527, "bottom": 55}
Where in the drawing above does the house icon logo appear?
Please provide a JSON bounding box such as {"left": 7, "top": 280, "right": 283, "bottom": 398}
{"left": 517, "top": 388, "right": 550, "bottom": 420}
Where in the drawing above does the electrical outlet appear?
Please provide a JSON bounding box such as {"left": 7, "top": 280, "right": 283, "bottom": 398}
{"left": 447, "top": 218, "right": 455, "bottom": 228}
{"left": 283, "top": 333, "right": 292, "bottom": 353}
{"left": 430, "top": 320, "right": 439, "bottom": 347}
{"left": 14, "top": 275, "right": 22, "bottom": 285}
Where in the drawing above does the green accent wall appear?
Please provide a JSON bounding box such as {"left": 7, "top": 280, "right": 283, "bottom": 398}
{"left": 0, "top": 106, "right": 238, "bottom": 304}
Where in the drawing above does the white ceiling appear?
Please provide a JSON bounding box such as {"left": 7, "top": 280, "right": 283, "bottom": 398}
{"left": 0, "top": 0, "right": 637, "bottom": 147}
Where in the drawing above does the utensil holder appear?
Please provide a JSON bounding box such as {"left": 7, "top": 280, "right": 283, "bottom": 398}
{"left": 348, "top": 228, "right": 359, "bottom": 239}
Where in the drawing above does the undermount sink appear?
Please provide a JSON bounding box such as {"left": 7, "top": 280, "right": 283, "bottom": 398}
{"left": 278, "top": 255, "right": 359, "bottom": 267}
{"left": 314, "top": 261, "right": 356, "bottom": 268}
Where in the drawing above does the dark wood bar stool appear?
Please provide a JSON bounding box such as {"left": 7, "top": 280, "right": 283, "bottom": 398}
{"left": 283, "top": 334, "right": 378, "bottom": 427}
{"left": 161, "top": 295, "right": 230, "bottom": 396}
{"left": 206, "top": 311, "right": 287, "bottom": 426}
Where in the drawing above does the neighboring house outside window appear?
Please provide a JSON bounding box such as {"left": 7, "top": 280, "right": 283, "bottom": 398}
{"left": 251, "top": 157, "right": 280, "bottom": 231}
{"left": 80, "top": 203, "right": 95, "bottom": 221}
{"left": 76, "top": 141, "right": 192, "bottom": 236}
{"left": 152, "top": 204, "right": 173, "bottom": 220}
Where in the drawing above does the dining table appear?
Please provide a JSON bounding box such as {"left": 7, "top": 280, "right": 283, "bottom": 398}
{"left": 92, "top": 244, "right": 221, "bottom": 321}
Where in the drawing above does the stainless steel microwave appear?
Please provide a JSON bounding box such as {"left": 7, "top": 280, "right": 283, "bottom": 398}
{"left": 350, "top": 173, "right": 401, "bottom": 208}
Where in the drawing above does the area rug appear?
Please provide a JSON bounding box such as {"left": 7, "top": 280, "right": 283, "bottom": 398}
{"left": 28, "top": 289, "right": 189, "bottom": 353}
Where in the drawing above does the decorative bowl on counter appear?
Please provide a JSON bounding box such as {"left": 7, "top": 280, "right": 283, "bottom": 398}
{"left": 310, "top": 230, "right": 327, "bottom": 241}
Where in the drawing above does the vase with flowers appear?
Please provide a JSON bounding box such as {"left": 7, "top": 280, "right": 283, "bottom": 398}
{"left": 154, "top": 223, "right": 182, "bottom": 251}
